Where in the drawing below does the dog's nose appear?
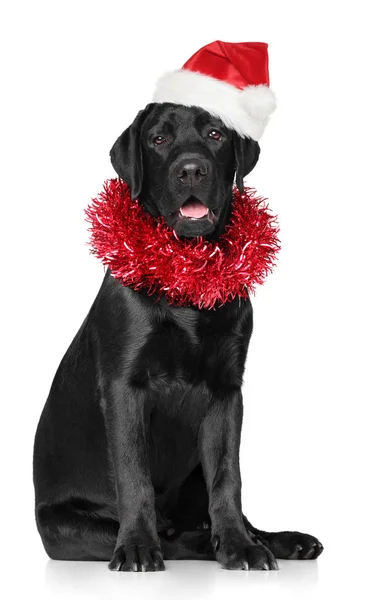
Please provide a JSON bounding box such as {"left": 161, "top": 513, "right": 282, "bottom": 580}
{"left": 175, "top": 159, "right": 208, "bottom": 187}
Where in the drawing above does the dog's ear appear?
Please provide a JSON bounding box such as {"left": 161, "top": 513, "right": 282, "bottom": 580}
{"left": 233, "top": 134, "right": 260, "bottom": 193}
{"left": 110, "top": 104, "right": 153, "bottom": 199}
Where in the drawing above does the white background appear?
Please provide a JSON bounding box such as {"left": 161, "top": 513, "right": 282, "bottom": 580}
{"left": 1, "top": 1, "right": 368, "bottom": 598}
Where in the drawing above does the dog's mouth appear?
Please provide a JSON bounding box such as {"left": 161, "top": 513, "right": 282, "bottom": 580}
{"left": 176, "top": 196, "right": 218, "bottom": 224}
{"left": 165, "top": 195, "right": 220, "bottom": 237}
{"left": 179, "top": 197, "right": 209, "bottom": 219}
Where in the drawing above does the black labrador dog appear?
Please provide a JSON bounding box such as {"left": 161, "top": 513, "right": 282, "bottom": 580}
{"left": 33, "top": 103, "right": 323, "bottom": 571}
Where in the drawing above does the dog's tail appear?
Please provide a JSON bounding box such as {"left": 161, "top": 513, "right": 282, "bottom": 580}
{"left": 159, "top": 529, "right": 214, "bottom": 560}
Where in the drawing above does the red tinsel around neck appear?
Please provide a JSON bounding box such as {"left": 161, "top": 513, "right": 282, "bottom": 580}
{"left": 85, "top": 179, "right": 280, "bottom": 310}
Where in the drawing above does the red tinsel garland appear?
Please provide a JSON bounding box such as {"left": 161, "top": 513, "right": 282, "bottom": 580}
{"left": 85, "top": 179, "right": 280, "bottom": 310}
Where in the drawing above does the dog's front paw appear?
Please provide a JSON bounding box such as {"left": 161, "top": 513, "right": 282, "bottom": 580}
{"left": 109, "top": 545, "right": 165, "bottom": 572}
{"left": 266, "top": 531, "right": 324, "bottom": 560}
{"left": 212, "top": 533, "right": 278, "bottom": 571}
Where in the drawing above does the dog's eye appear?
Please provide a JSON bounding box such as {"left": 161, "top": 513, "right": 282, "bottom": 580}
{"left": 153, "top": 136, "right": 166, "bottom": 146}
{"left": 208, "top": 130, "right": 222, "bottom": 141}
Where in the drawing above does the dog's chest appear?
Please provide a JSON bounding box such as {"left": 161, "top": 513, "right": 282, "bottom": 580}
{"left": 129, "top": 300, "right": 250, "bottom": 398}
{"left": 123, "top": 298, "right": 252, "bottom": 489}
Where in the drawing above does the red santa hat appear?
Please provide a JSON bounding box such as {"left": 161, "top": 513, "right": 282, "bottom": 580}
{"left": 152, "top": 40, "right": 276, "bottom": 141}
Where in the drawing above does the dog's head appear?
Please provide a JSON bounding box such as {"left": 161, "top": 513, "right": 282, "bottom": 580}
{"left": 110, "top": 103, "right": 260, "bottom": 238}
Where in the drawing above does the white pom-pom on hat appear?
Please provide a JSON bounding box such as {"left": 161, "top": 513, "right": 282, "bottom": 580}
{"left": 239, "top": 85, "right": 277, "bottom": 121}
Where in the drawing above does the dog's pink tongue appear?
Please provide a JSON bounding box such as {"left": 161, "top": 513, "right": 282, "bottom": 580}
{"left": 180, "top": 200, "right": 208, "bottom": 219}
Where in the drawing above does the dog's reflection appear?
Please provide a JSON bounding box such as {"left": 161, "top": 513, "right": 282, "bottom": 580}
{"left": 44, "top": 558, "right": 318, "bottom": 598}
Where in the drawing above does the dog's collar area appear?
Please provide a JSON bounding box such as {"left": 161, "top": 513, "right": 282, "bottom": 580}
{"left": 85, "top": 179, "right": 280, "bottom": 310}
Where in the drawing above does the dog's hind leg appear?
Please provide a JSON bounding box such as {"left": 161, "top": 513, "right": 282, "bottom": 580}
{"left": 36, "top": 502, "right": 118, "bottom": 561}
{"left": 242, "top": 516, "right": 324, "bottom": 560}
{"left": 37, "top": 501, "right": 214, "bottom": 563}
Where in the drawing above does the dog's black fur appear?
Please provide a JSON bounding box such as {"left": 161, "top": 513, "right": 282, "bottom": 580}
{"left": 33, "top": 103, "right": 323, "bottom": 571}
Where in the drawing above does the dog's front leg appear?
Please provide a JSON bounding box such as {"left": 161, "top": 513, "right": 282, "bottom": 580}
{"left": 199, "top": 390, "right": 278, "bottom": 571}
{"left": 104, "top": 381, "right": 164, "bottom": 572}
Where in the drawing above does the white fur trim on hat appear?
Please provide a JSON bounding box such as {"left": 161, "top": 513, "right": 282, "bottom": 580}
{"left": 152, "top": 69, "right": 276, "bottom": 141}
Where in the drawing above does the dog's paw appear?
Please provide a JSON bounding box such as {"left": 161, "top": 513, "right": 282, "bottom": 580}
{"left": 266, "top": 531, "right": 324, "bottom": 560}
{"left": 212, "top": 534, "right": 278, "bottom": 571}
{"left": 109, "top": 545, "right": 165, "bottom": 572}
